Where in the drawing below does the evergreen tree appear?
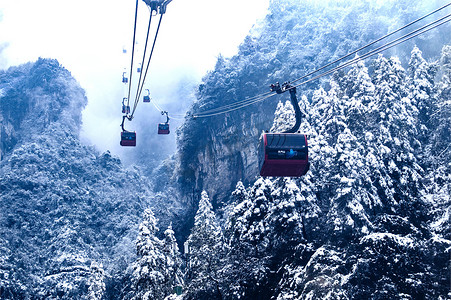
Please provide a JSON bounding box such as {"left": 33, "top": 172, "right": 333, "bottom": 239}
{"left": 163, "top": 224, "right": 184, "bottom": 294}
{"left": 185, "top": 191, "right": 225, "bottom": 299}
{"left": 407, "top": 46, "right": 438, "bottom": 147}
{"left": 270, "top": 100, "right": 296, "bottom": 132}
{"left": 131, "top": 209, "right": 166, "bottom": 300}
{"left": 87, "top": 261, "right": 106, "bottom": 300}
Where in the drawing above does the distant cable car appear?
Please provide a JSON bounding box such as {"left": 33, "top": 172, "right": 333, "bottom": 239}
{"left": 143, "top": 89, "right": 151, "bottom": 102}
{"left": 120, "top": 131, "right": 136, "bottom": 146}
{"left": 259, "top": 82, "right": 310, "bottom": 177}
{"left": 122, "top": 72, "right": 128, "bottom": 84}
{"left": 137, "top": 63, "right": 142, "bottom": 73}
{"left": 158, "top": 111, "right": 170, "bottom": 134}
{"left": 120, "top": 116, "right": 136, "bottom": 146}
{"left": 122, "top": 98, "right": 130, "bottom": 114}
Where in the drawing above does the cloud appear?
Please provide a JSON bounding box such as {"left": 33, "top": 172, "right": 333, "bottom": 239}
{"left": 0, "top": 0, "right": 269, "bottom": 162}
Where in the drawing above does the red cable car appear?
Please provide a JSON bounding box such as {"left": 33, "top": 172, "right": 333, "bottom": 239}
{"left": 158, "top": 123, "right": 170, "bottom": 134}
{"left": 259, "top": 82, "right": 310, "bottom": 177}
{"left": 143, "top": 89, "right": 151, "bottom": 103}
{"left": 259, "top": 133, "right": 309, "bottom": 177}
{"left": 158, "top": 111, "right": 170, "bottom": 134}
{"left": 120, "top": 131, "right": 136, "bottom": 146}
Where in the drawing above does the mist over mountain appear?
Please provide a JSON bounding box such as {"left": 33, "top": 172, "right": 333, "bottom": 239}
{"left": 1, "top": 0, "right": 450, "bottom": 299}
{"left": 0, "top": 58, "right": 183, "bottom": 298}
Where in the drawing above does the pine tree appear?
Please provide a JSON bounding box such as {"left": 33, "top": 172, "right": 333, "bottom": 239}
{"left": 270, "top": 100, "right": 296, "bottom": 132}
{"left": 342, "top": 59, "right": 375, "bottom": 136}
{"left": 87, "top": 261, "right": 106, "bottom": 300}
{"left": 407, "top": 46, "right": 438, "bottom": 148}
{"left": 162, "top": 224, "right": 184, "bottom": 294}
{"left": 185, "top": 191, "right": 225, "bottom": 299}
{"left": 131, "top": 209, "right": 166, "bottom": 300}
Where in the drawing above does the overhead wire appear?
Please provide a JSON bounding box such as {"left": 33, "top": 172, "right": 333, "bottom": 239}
{"left": 192, "top": 90, "right": 274, "bottom": 116}
{"left": 122, "top": 1, "right": 169, "bottom": 128}
{"left": 131, "top": 13, "right": 165, "bottom": 119}
{"left": 290, "top": 14, "right": 451, "bottom": 90}
{"left": 290, "top": 1, "right": 451, "bottom": 85}
{"left": 132, "top": 9, "right": 154, "bottom": 115}
{"left": 126, "top": 0, "right": 140, "bottom": 110}
{"left": 193, "top": 6, "right": 451, "bottom": 118}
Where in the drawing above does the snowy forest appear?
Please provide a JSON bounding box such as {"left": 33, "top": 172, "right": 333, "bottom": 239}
{"left": 1, "top": 0, "right": 450, "bottom": 299}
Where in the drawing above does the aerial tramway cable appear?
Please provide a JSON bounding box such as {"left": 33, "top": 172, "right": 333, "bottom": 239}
{"left": 122, "top": 0, "right": 171, "bottom": 125}
{"left": 193, "top": 5, "right": 451, "bottom": 118}
{"left": 132, "top": 11, "right": 154, "bottom": 115}
{"left": 131, "top": 13, "right": 165, "bottom": 118}
{"left": 290, "top": 2, "right": 451, "bottom": 85}
{"left": 289, "top": 15, "right": 451, "bottom": 90}
{"left": 126, "top": 0, "right": 140, "bottom": 111}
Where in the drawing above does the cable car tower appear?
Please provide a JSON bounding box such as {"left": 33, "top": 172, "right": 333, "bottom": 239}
{"left": 120, "top": 0, "right": 173, "bottom": 147}
{"left": 258, "top": 82, "right": 310, "bottom": 177}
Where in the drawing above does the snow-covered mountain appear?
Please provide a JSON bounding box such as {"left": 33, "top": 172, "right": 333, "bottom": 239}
{"left": 172, "top": 0, "right": 451, "bottom": 208}
{"left": 0, "top": 58, "right": 182, "bottom": 298}
{"left": 1, "top": 0, "right": 450, "bottom": 299}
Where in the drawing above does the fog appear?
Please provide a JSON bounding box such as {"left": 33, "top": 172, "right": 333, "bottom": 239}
{"left": 0, "top": 0, "right": 269, "bottom": 165}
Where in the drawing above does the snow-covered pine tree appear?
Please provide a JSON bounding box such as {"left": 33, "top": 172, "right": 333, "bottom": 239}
{"left": 185, "top": 191, "right": 225, "bottom": 300}
{"left": 407, "top": 46, "right": 438, "bottom": 148}
{"left": 369, "top": 54, "right": 425, "bottom": 216}
{"left": 341, "top": 58, "right": 375, "bottom": 137}
{"left": 270, "top": 100, "right": 296, "bottom": 132}
{"left": 87, "top": 261, "right": 106, "bottom": 300}
{"left": 162, "top": 224, "right": 183, "bottom": 295}
{"left": 130, "top": 209, "right": 167, "bottom": 300}
{"left": 222, "top": 178, "right": 274, "bottom": 299}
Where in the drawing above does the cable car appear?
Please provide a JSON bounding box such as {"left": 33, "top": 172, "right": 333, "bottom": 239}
{"left": 122, "top": 98, "right": 130, "bottom": 114}
{"left": 158, "top": 123, "right": 170, "bottom": 134}
{"left": 137, "top": 63, "right": 142, "bottom": 73}
{"left": 258, "top": 82, "right": 310, "bottom": 177}
{"left": 120, "top": 131, "right": 136, "bottom": 146}
{"left": 259, "top": 133, "right": 309, "bottom": 177}
{"left": 158, "top": 111, "right": 170, "bottom": 134}
{"left": 143, "top": 89, "right": 151, "bottom": 102}
{"left": 122, "top": 72, "right": 128, "bottom": 84}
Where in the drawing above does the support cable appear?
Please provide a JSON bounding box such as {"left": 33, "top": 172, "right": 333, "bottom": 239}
{"left": 291, "top": 1, "right": 451, "bottom": 85}
{"left": 126, "top": 0, "right": 140, "bottom": 110}
{"left": 131, "top": 13, "right": 165, "bottom": 118}
{"left": 133, "top": 12, "right": 154, "bottom": 112}
{"left": 193, "top": 13, "right": 451, "bottom": 118}
{"left": 192, "top": 15, "right": 451, "bottom": 118}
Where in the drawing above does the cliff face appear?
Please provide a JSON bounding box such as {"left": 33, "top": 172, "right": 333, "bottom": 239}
{"left": 0, "top": 58, "right": 86, "bottom": 160}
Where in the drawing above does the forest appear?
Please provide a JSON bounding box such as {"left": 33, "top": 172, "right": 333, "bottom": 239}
{"left": 0, "top": 0, "right": 450, "bottom": 299}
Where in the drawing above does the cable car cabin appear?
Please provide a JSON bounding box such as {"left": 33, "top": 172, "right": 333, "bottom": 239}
{"left": 122, "top": 105, "right": 131, "bottom": 114}
{"left": 158, "top": 123, "right": 170, "bottom": 134}
{"left": 120, "top": 131, "right": 136, "bottom": 146}
{"left": 259, "top": 133, "right": 309, "bottom": 177}
{"left": 143, "top": 95, "right": 150, "bottom": 102}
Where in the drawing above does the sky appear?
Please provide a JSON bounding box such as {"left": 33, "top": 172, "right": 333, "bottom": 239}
{"left": 0, "top": 0, "right": 270, "bottom": 159}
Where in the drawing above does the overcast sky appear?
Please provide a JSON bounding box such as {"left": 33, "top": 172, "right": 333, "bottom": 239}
{"left": 0, "top": 0, "right": 269, "bottom": 157}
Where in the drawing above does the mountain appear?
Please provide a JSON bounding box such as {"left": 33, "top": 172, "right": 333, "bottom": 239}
{"left": 166, "top": 0, "right": 450, "bottom": 298}
{"left": 1, "top": 0, "right": 451, "bottom": 298}
{"left": 171, "top": 0, "right": 451, "bottom": 209}
{"left": 0, "top": 58, "right": 182, "bottom": 299}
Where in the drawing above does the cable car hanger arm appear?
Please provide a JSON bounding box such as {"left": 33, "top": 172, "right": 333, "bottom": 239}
{"left": 142, "top": 0, "right": 172, "bottom": 14}
{"left": 270, "top": 82, "right": 302, "bottom": 133}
